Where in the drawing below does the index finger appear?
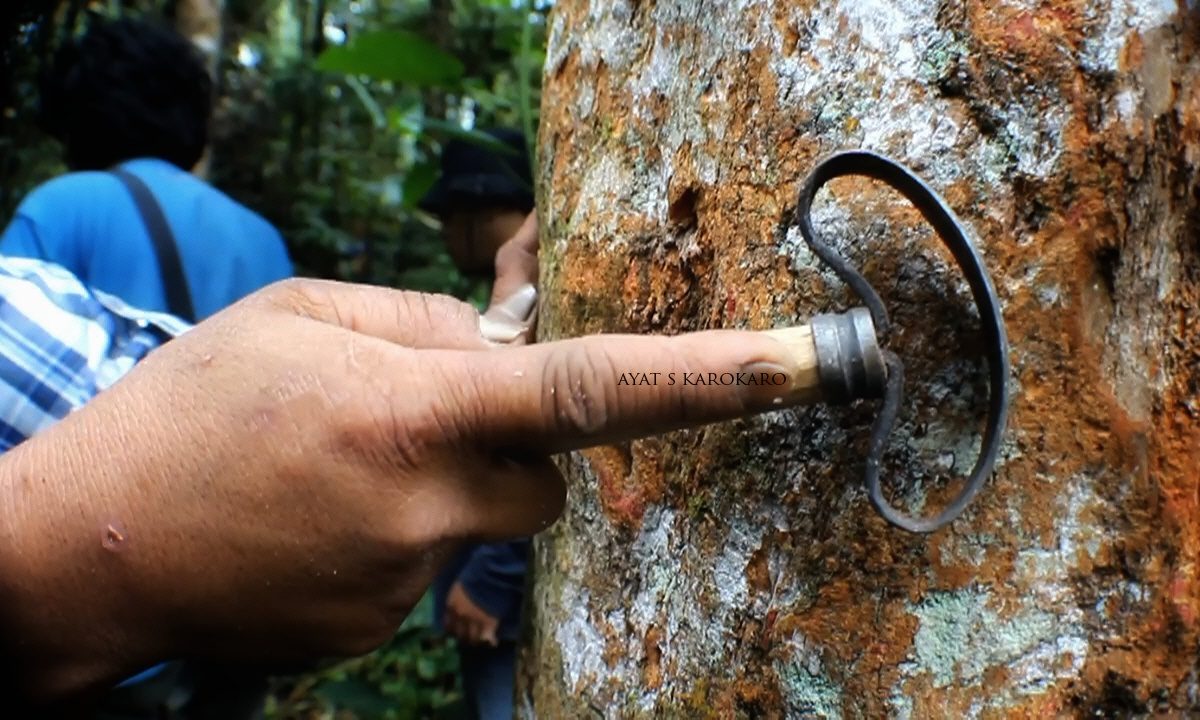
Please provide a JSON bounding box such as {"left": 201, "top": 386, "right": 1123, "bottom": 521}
{"left": 422, "top": 328, "right": 820, "bottom": 454}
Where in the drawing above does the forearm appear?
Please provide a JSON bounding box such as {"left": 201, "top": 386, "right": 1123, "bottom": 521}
{"left": 0, "top": 412, "right": 166, "bottom": 709}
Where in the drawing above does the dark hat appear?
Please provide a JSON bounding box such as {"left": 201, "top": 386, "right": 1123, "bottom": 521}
{"left": 420, "top": 127, "right": 534, "bottom": 215}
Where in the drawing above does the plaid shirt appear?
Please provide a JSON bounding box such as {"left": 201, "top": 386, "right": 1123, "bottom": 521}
{"left": 0, "top": 257, "right": 189, "bottom": 451}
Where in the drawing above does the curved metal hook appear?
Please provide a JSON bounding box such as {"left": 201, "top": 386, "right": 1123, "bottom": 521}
{"left": 794, "top": 150, "right": 1010, "bottom": 533}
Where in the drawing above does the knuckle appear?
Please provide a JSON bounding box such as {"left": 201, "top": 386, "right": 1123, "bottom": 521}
{"left": 382, "top": 405, "right": 439, "bottom": 471}
{"left": 399, "top": 362, "right": 480, "bottom": 453}
{"left": 263, "top": 277, "right": 323, "bottom": 306}
{"left": 399, "top": 291, "right": 482, "bottom": 340}
{"left": 328, "top": 405, "right": 387, "bottom": 458}
{"left": 542, "top": 341, "right": 614, "bottom": 437}
{"left": 320, "top": 378, "right": 428, "bottom": 469}
{"left": 494, "top": 241, "right": 533, "bottom": 278}
{"left": 255, "top": 278, "right": 336, "bottom": 321}
{"left": 399, "top": 290, "right": 455, "bottom": 319}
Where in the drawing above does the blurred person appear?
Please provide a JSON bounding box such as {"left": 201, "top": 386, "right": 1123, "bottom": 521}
{"left": 422, "top": 128, "right": 535, "bottom": 279}
{"left": 0, "top": 16, "right": 291, "bottom": 323}
{"left": 420, "top": 128, "right": 537, "bottom": 720}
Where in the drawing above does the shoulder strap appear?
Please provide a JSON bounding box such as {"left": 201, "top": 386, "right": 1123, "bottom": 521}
{"left": 109, "top": 168, "right": 196, "bottom": 322}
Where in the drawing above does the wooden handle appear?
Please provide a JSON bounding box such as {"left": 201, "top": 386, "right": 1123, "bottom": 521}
{"left": 761, "top": 325, "right": 824, "bottom": 406}
{"left": 762, "top": 308, "right": 887, "bottom": 407}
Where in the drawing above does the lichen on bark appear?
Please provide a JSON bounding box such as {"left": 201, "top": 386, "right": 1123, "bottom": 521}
{"left": 522, "top": 1, "right": 1200, "bottom": 717}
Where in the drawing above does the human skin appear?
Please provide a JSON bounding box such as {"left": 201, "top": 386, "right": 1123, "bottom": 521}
{"left": 0, "top": 252, "right": 808, "bottom": 714}
{"left": 441, "top": 206, "right": 529, "bottom": 276}
{"left": 477, "top": 212, "right": 540, "bottom": 346}
{"left": 445, "top": 581, "right": 501, "bottom": 647}
{"left": 446, "top": 212, "right": 539, "bottom": 646}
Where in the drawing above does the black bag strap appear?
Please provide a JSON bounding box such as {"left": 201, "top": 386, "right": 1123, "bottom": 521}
{"left": 109, "top": 168, "right": 196, "bottom": 322}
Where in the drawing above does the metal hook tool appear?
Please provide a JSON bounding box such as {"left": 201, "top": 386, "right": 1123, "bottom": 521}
{"left": 792, "top": 150, "right": 1011, "bottom": 533}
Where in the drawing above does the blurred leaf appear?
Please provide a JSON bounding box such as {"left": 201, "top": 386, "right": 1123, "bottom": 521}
{"left": 387, "top": 102, "right": 424, "bottom": 137}
{"left": 314, "top": 677, "right": 395, "bottom": 719}
{"left": 316, "top": 30, "right": 463, "bottom": 86}
{"left": 421, "top": 118, "right": 520, "bottom": 156}
{"left": 416, "top": 655, "right": 439, "bottom": 681}
{"left": 402, "top": 159, "right": 439, "bottom": 209}
{"left": 397, "top": 263, "right": 466, "bottom": 295}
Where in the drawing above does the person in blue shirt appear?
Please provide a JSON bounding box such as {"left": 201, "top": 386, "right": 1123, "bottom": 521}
{"left": 0, "top": 17, "right": 291, "bottom": 322}
{"left": 421, "top": 128, "right": 537, "bottom": 720}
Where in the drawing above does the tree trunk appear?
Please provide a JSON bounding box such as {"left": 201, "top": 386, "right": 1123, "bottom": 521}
{"left": 522, "top": 1, "right": 1200, "bottom": 717}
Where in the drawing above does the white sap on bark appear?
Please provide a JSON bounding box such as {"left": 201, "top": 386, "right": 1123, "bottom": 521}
{"left": 526, "top": 0, "right": 1199, "bottom": 717}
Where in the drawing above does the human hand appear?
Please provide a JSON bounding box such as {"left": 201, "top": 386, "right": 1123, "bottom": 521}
{"left": 444, "top": 582, "right": 500, "bottom": 647}
{"left": 480, "top": 212, "right": 538, "bottom": 346}
{"left": 0, "top": 277, "right": 812, "bottom": 707}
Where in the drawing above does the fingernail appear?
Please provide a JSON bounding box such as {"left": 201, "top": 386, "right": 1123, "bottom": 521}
{"left": 497, "top": 283, "right": 537, "bottom": 322}
{"left": 480, "top": 314, "right": 526, "bottom": 343}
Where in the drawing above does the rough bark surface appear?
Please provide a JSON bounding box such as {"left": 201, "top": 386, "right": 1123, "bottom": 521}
{"left": 522, "top": 1, "right": 1200, "bottom": 717}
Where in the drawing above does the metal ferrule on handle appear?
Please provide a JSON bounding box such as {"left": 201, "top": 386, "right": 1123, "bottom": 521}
{"left": 810, "top": 308, "right": 886, "bottom": 403}
{"left": 761, "top": 308, "right": 887, "bottom": 405}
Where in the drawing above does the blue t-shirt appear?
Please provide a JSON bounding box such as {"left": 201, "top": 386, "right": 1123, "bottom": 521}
{"left": 0, "top": 158, "right": 292, "bottom": 319}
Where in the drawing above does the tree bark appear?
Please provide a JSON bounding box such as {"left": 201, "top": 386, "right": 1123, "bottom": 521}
{"left": 522, "top": 1, "right": 1200, "bottom": 717}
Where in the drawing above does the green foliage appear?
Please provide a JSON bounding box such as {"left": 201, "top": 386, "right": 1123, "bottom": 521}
{"left": 2, "top": 0, "right": 548, "bottom": 298}
{"left": 265, "top": 593, "right": 466, "bottom": 720}
{"left": 208, "top": 0, "right": 548, "bottom": 296}
{"left": 315, "top": 29, "right": 464, "bottom": 85}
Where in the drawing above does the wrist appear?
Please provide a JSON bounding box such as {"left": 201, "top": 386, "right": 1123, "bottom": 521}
{"left": 0, "top": 420, "right": 168, "bottom": 707}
